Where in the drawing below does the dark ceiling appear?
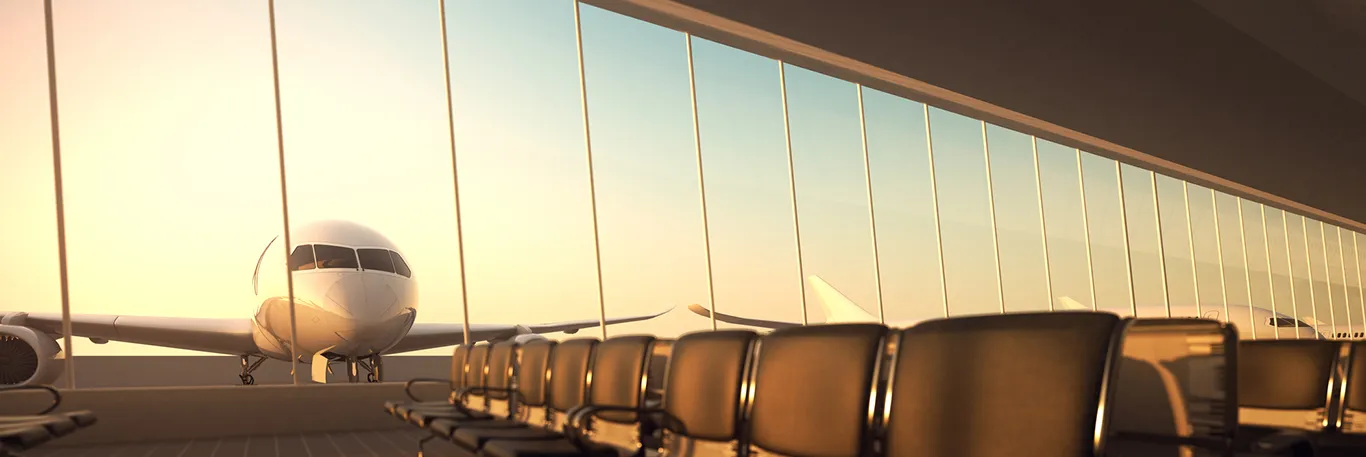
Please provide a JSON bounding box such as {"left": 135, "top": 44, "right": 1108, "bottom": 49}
{"left": 654, "top": 0, "right": 1366, "bottom": 227}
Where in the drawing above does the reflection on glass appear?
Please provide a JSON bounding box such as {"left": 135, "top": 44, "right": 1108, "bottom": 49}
{"left": 1186, "top": 184, "right": 1224, "bottom": 320}
{"left": 1155, "top": 175, "right": 1198, "bottom": 317}
{"left": 862, "top": 89, "right": 946, "bottom": 323}
{"left": 1286, "top": 215, "right": 1316, "bottom": 337}
{"left": 783, "top": 64, "right": 881, "bottom": 323}
{"left": 927, "top": 107, "right": 1001, "bottom": 316}
{"left": 0, "top": 0, "right": 65, "bottom": 385}
{"left": 1120, "top": 165, "right": 1168, "bottom": 317}
{"left": 1304, "top": 219, "right": 1332, "bottom": 336}
{"left": 579, "top": 7, "right": 709, "bottom": 338}
{"left": 690, "top": 38, "right": 804, "bottom": 331}
{"left": 1037, "top": 140, "right": 1093, "bottom": 311}
{"left": 1240, "top": 199, "right": 1274, "bottom": 339}
{"left": 52, "top": 2, "right": 292, "bottom": 387}
{"left": 985, "top": 125, "right": 1050, "bottom": 313}
{"left": 447, "top": 1, "right": 602, "bottom": 340}
{"left": 1324, "top": 224, "right": 1348, "bottom": 338}
{"left": 1080, "top": 153, "right": 1132, "bottom": 315}
{"left": 1265, "top": 209, "right": 1298, "bottom": 338}
{"left": 1214, "top": 192, "right": 1249, "bottom": 327}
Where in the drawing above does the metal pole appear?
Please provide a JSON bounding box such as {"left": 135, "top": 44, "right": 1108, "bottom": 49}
{"left": 265, "top": 0, "right": 302, "bottom": 384}
{"left": 1182, "top": 182, "right": 1201, "bottom": 318}
{"left": 571, "top": 0, "right": 609, "bottom": 339}
{"left": 1236, "top": 198, "right": 1255, "bottom": 338}
{"left": 1151, "top": 172, "right": 1172, "bottom": 318}
{"left": 777, "top": 62, "right": 808, "bottom": 325}
{"left": 1116, "top": 163, "right": 1137, "bottom": 317}
{"left": 924, "top": 105, "right": 950, "bottom": 318}
{"left": 684, "top": 34, "right": 718, "bottom": 331}
{"left": 1282, "top": 212, "right": 1302, "bottom": 338}
{"left": 1336, "top": 227, "right": 1352, "bottom": 338}
{"left": 1259, "top": 204, "right": 1278, "bottom": 338}
{"left": 1211, "top": 192, "right": 1229, "bottom": 323}
{"left": 856, "top": 85, "right": 886, "bottom": 323}
{"left": 436, "top": 0, "right": 473, "bottom": 345}
{"left": 1076, "top": 151, "right": 1097, "bottom": 310}
{"left": 1301, "top": 216, "right": 1319, "bottom": 339}
{"left": 41, "top": 0, "right": 77, "bottom": 390}
{"left": 981, "top": 122, "right": 1005, "bottom": 314}
{"left": 1318, "top": 221, "right": 1335, "bottom": 338}
{"left": 1032, "top": 137, "right": 1055, "bottom": 312}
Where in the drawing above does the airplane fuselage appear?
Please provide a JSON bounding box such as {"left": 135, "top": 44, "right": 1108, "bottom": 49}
{"left": 250, "top": 220, "right": 420, "bottom": 364}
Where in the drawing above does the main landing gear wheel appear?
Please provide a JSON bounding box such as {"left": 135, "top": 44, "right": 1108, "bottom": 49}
{"left": 367, "top": 373, "right": 377, "bottom": 383}
{"left": 358, "top": 355, "right": 383, "bottom": 383}
{"left": 239, "top": 354, "right": 266, "bottom": 386}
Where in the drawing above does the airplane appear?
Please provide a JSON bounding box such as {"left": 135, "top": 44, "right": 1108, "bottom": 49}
{"left": 688, "top": 275, "right": 1328, "bottom": 340}
{"left": 0, "top": 220, "right": 671, "bottom": 387}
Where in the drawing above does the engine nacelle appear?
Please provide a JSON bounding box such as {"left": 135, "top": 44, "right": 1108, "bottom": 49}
{"left": 510, "top": 334, "right": 549, "bottom": 345}
{"left": 0, "top": 324, "right": 65, "bottom": 386}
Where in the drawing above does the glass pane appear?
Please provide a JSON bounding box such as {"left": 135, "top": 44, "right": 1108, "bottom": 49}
{"left": 446, "top": 0, "right": 604, "bottom": 341}
{"left": 1265, "top": 209, "right": 1299, "bottom": 338}
{"left": 1240, "top": 199, "right": 1275, "bottom": 339}
{"left": 1120, "top": 165, "right": 1168, "bottom": 318}
{"left": 274, "top": 1, "right": 458, "bottom": 386}
{"left": 863, "top": 89, "right": 946, "bottom": 324}
{"left": 927, "top": 107, "right": 1001, "bottom": 317}
{"left": 289, "top": 246, "right": 317, "bottom": 272}
{"left": 1285, "top": 214, "right": 1318, "bottom": 338}
{"left": 357, "top": 248, "right": 396, "bottom": 275}
{"left": 580, "top": 6, "right": 709, "bottom": 338}
{"left": 1215, "top": 192, "right": 1250, "bottom": 329}
{"left": 1038, "top": 140, "right": 1093, "bottom": 311}
{"left": 0, "top": 0, "right": 65, "bottom": 386}
{"left": 1324, "top": 224, "right": 1349, "bottom": 339}
{"left": 1305, "top": 219, "right": 1332, "bottom": 337}
{"left": 1155, "top": 175, "right": 1198, "bottom": 317}
{"left": 54, "top": 1, "right": 293, "bottom": 387}
{"left": 690, "top": 38, "right": 804, "bottom": 331}
{"left": 1186, "top": 184, "right": 1224, "bottom": 320}
{"left": 1354, "top": 232, "right": 1366, "bottom": 336}
{"left": 1081, "top": 152, "right": 1132, "bottom": 315}
{"left": 389, "top": 251, "right": 412, "bottom": 279}
{"left": 986, "top": 125, "right": 1050, "bottom": 313}
{"left": 783, "top": 64, "right": 881, "bottom": 323}
{"left": 1340, "top": 227, "right": 1363, "bottom": 339}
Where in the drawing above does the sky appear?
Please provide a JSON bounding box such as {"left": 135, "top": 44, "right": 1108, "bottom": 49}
{"left": 3, "top": 0, "right": 1366, "bottom": 370}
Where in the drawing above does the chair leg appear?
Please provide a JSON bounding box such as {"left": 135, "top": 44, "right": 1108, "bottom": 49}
{"left": 417, "top": 433, "right": 435, "bottom": 457}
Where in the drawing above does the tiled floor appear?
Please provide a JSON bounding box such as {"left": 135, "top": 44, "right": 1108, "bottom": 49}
{"left": 22, "top": 428, "right": 475, "bottom": 457}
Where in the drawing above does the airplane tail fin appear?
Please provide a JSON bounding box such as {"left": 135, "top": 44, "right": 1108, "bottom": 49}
{"left": 808, "top": 276, "right": 878, "bottom": 323}
{"left": 1056, "top": 296, "right": 1092, "bottom": 311}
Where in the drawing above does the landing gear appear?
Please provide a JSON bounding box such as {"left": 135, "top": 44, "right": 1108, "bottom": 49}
{"left": 239, "top": 354, "right": 266, "bottom": 386}
{"left": 357, "top": 354, "right": 383, "bottom": 383}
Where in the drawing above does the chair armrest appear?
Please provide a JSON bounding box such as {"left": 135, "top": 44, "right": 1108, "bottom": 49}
{"left": 403, "top": 378, "right": 452, "bottom": 402}
{"left": 563, "top": 405, "right": 687, "bottom": 452}
{"left": 0, "top": 385, "right": 61, "bottom": 415}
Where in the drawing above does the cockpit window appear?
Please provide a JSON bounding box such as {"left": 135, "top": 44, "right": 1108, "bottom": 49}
{"left": 1268, "top": 317, "right": 1312, "bottom": 328}
{"left": 358, "top": 248, "right": 396, "bottom": 274}
{"left": 312, "top": 244, "right": 359, "bottom": 270}
{"left": 288, "top": 245, "right": 317, "bottom": 271}
{"left": 390, "top": 251, "right": 412, "bottom": 278}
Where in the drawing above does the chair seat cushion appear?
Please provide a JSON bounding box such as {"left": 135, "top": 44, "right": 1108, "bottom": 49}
{"left": 393, "top": 401, "right": 458, "bottom": 418}
{"left": 409, "top": 408, "right": 493, "bottom": 427}
{"left": 0, "top": 423, "right": 54, "bottom": 450}
{"left": 0, "top": 416, "right": 77, "bottom": 436}
{"left": 451, "top": 426, "right": 562, "bottom": 451}
{"left": 482, "top": 438, "right": 617, "bottom": 457}
{"left": 431, "top": 418, "right": 525, "bottom": 438}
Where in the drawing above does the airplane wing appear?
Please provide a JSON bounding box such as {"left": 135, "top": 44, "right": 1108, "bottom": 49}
{"left": 686, "top": 304, "right": 802, "bottom": 330}
{"left": 0, "top": 311, "right": 259, "bottom": 355}
{"left": 384, "top": 306, "right": 674, "bottom": 355}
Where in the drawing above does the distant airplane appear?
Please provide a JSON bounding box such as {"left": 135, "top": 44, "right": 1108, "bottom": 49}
{"left": 0, "top": 220, "right": 671, "bottom": 387}
{"left": 688, "top": 275, "right": 1327, "bottom": 340}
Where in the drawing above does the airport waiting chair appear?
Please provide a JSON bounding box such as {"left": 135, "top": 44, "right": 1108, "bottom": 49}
{"left": 879, "top": 312, "right": 1121, "bottom": 457}
{"left": 1234, "top": 339, "right": 1340, "bottom": 454}
{"left": 409, "top": 341, "right": 523, "bottom": 428}
{"left": 1316, "top": 341, "right": 1366, "bottom": 456}
{"left": 387, "top": 343, "right": 480, "bottom": 422}
{"left": 742, "top": 323, "right": 890, "bottom": 457}
{"left": 477, "top": 335, "right": 659, "bottom": 457}
{"left": 0, "top": 385, "right": 97, "bottom": 456}
{"left": 429, "top": 338, "right": 600, "bottom": 452}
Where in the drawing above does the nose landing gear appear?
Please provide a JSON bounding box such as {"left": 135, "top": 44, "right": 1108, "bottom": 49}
{"left": 356, "top": 354, "right": 383, "bottom": 383}
{"left": 239, "top": 354, "right": 266, "bottom": 385}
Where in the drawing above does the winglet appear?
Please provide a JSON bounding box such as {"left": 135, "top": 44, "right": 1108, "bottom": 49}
{"left": 1056, "top": 296, "right": 1091, "bottom": 311}
{"left": 808, "top": 275, "right": 877, "bottom": 323}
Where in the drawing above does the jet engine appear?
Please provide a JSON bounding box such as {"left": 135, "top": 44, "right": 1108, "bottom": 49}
{"left": 509, "top": 334, "right": 549, "bottom": 345}
{"left": 0, "top": 325, "right": 65, "bottom": 386}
